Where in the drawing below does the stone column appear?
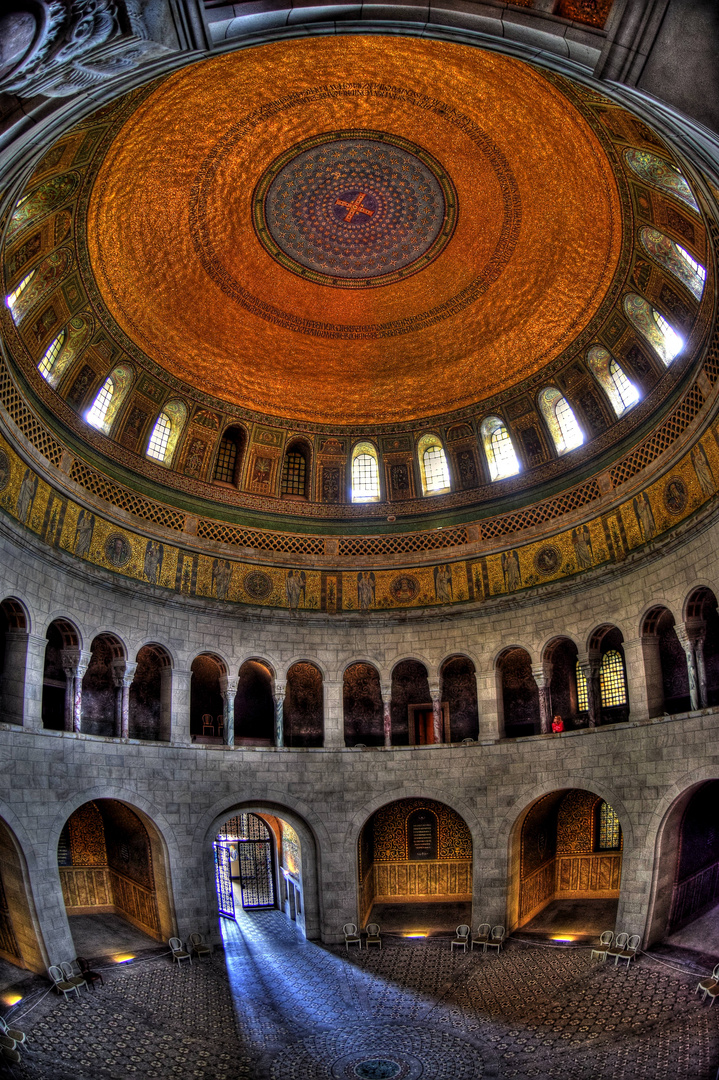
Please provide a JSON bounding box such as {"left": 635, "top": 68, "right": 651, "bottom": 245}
{"left": 695, "top": 629, "right": 708, "bottom": 709}
{"left": 380, "top": 682, "right": 392, "bottom": 747}
{"left": 674, "top": 623, "right": 700, "bottom": 712}
{"left": 273, "top": 682, "right": 286, "bottom": 748}
{"left": 429, "top": 681, "right": 443, "bottom": 744}
{"left": 170, "top": 668, "right": 192, "bottom": 745}
{"left": 61, "top": 649, "right": 91, "bottom": 733}
{"left": 159, "top": 666, "right": 173, "bottom": 741}
{"left": 622, "top": 636, "right": 650, "bottom": 722}
{"left": 323, "top": 680, "right": 344, "bottom": 749}
{"left": 219, "top": 674, "right": 238, "bottom": 747}
{"left": 578, "top": 656, "right": 602, "bottom": 728}
{"left": 532, "top": 662, "right": 553, "bottom": 734}
{"left": 112, "top": 660, "right": 137, "bottom": 739}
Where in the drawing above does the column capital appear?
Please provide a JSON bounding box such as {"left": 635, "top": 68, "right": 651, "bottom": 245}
{"left": 274, "top": 682, "right": 287, "bottom": 701}
{"left": 219, "top": 674, "right": 239, "bottom": 695}
{"left": 677, "top": 619, "right": 706, "bottom": 648}
{"left": 379, "top": 683, "right": 392, "bottom": 703}
{"left": 531, "top": 662, "right": 551, "bottom": 688}
{"left": 428, "top": 682, "right": 441, "bottom": 701}
{"left": 61, "top": 648, "right": 91, "bottom": 678}
{"left": 111, "top": 659, "right": 137, "bottom": 687}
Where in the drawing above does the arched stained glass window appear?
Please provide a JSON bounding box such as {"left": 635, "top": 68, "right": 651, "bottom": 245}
{"left": 480, "top": 416, "right": 520, "bottom": 481}
{"left": 624, "top": 148, "right": 699, "bottom": 213}
{"left": 146, "top": 400, "right": 187, "bottom": 465}
{"left": 281, "top": 448, "right": 307, "bottom": 496}
{"left": 597, "top": 801, "right": 621, "bottom": 850}
{"left": 599, "top": 650, "right": 627, "bottom": 707}
{"left": 576, "top": 660, "right": 588, "bottom": 712}
{"left": 417, "top": 434, "right": 450, "bottom": 495}
{"left": 586, "top": 346, "right": 640, "bottom": 416}
{"left": 623, "top": 293, "right": 683, "bottom": 366}
{"left": 6, "top": 270, "right": 35, "bottom": 322}
{"left": 639, "top": 227, "right": 705, "bottom": 301}
{"left": 85, "top": 363, "right": 133, "bottom": 434}
{"left": 352, "top": 441, "right": 380, "bottom": 503}
{"left": 38, "top": 331, "right": 66, "bottom": 381}
{"left": 538, "top": 387, "right": 584, "bottom": 455}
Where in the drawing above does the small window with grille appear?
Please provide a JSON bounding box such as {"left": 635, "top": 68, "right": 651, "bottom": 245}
{"left": 146, "top": 413, "right": 172, "bottom": 462}
{"left": 282, "top": 450, "right": 306, "bottom": 496}
{"left": 6, "top": 270, "right": 34, "bottom": 321}
{"left": 576, "top": 660, "right": 588, "bottom": 712}
{"left": 352, "top": 443, "right": 381, "bottom": 502}
{"left": 214, "top": 437, "right": 238, "bottom": 483}
{"left": 599, "top": 650, "right": 627, "bottom": 707}
{"left": 597, "top": 801, "right": 621, "bottom": 850}
{"left": 38, "top": 331, "right": 66, "bottom": 380}
{"left": 86, "top": 377, "right": 114, "bottom": 430}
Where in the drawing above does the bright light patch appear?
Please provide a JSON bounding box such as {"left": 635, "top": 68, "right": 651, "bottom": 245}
{"left": 402, "top": 932, "right": 427, "bottom": 938}
{"left": 551, "top": 935, "right": 576, "bottom": 942}
{"left": 2, "top": 993, "right": 22, "bottom": 1006}
{"left": 113, "top": 953, "right": 135, "bottom": 963}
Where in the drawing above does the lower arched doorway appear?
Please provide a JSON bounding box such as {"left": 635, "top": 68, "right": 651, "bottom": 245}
{"left": 58, "top": 799, "right": 175, "bottom": 959}
{"left": 213, "top": 812, "right": 307, "bottom": 935}
{"left": 358, "top": 798, "right": 473, "bottom": 936}
{"left": 647, "top": 780, "right": 719, "bottom": 958}
{"left": 509, "top": 789, "right": 623, "bottom": 941}
{"left": 0, "top": 818, "right": 46, "bottom": 979}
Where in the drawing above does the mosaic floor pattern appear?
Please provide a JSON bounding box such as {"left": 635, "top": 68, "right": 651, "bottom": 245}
{"left": 5, "top": 910, "right": 719, "bottom": 1079}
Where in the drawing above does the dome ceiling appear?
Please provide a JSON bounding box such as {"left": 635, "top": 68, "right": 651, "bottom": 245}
{"left": 87, "top": 37, "right": 623, "bottom": 425}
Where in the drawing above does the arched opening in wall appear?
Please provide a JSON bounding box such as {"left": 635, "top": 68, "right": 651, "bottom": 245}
{"left": 213, "top": 425, "right": 245, "bottom": 486}
{"left": 358, "top": 798, "right": 473, "bottom": 935}
{"left": 212, "top": 807, "right": 316, "bottom": 940}
{"left": 544, "top": 637, "right": 579, "bottom": 730}
{"left": 508, "top": 789, "right": 622, "bottom": 941}
{"left": 390, "top": 659, "right": 438, "bottom": 746}
{"left": 641, "top": 606, "right": 689, "bottom": 716}
{"left": 235, "top": 660, "right": 274, "bottom": 746}
{"left": 81, "top": 633, "right": 126, "bottom": 737}
{"left": 281, "top": 440, "right": 310, "bottom": 499}
{"left": 58, "top": 799, "right": 175, "bottom": 959}
{"left": 646, "top": 781, "right": 719, "bottom": 954}
{"left": 343, "top": 662, "right": 383, "bottom": 747}
{"left": 41, "top": 618, "right": 79, "bottom": 730}
{"left": 130, "top": 645, "right": 172, "bottom": 742}
{"left": 685, "top": 587, "right": 719, "bottom": 707}
{"left": 284, "top": 662, "right": 323, "bottom": 747}
{"left": 0, "top": 598, "right": 28, "bottom": 727}
{"left": 0, "top": 817, "right": 46, "bottom": 977}
{"left": 582, "top": 625, "right": 630, "bottom": 726}
{"left": 190, "top": 653, "right": 226, "bottom": 743}
{"left": 497, "top": 648, "right": 540, "bottom": 738}
{"left": 440, "top": 656, "right": 479, "bottom": 741}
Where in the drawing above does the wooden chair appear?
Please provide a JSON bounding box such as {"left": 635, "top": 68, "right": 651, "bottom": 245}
{"left": 189, "top": 932, "right": 212, "bottom": 960}
{"left": 343, "top": 923, "right": 361, "bottom": 950}
{"left": 486, "top": 925, "right": 506, "bottom": 954}
{"left": 605, "top": 932, "right": 628, "bottom": 964}
{"left": 471, "top": 923, "right": 491, "bottom": 952}
{"left": 48, "top": 964, "right": 81, "bottom": 999}
{"left": 451, "top": 925, "right": 471, "bottom": 952}
{"left": 696, "top": 963, "right": 719, "bottom": 999}
{"left": 0, "top": 1019, "right": 27, "bottom": 1050}
{"left": 365, "top": 923, "right": 382, "bottom": 949}
{"left": 616, "top": 934, "right": 641, "bottom": 969}
{"left": 169, "top": 937, "right": 192, "bottom": 968}
{"left": 77, "top": 956, "right": 104, "bottom": 989}
{"left": 201, "top": 714, "right": 214, "bottom": 736}
{"left": 591, "top": 930, "right": 614, "bottom": 962}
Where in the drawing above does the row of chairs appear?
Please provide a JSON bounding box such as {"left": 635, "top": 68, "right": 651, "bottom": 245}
{"left": 453, "top": 924, "right": 506, "bottom": 953}
{"left": 343, "top": 923, "right": 382, "bottom": 950}
{"left": 696, "top": 965, "right": 719, "bottom": 1004}
{"left": 49, "top": 958, "right": 103, "bottom": 999}
{"left": 0, "top": 1015, "right": 31, "bottom": 1073}
{"left": 590, "top": 931, "right": 641, "bottom": 969}
{"left": 169, "top": 933, "right": 213, "bottom": 967}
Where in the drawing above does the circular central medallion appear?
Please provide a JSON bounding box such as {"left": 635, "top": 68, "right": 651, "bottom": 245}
{"left": 354, "top": 1061, "right": 402, "bottom": 1079}
{"left": 253, "top": 130, "right": 457, "bottom": 288}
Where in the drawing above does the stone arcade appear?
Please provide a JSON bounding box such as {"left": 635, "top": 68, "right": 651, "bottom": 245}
{"left": 1, "top": 1, "right": 719, "bottom": 1078}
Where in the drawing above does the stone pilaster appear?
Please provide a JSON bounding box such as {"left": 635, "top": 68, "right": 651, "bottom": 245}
{"left": 273, "top": 682, "right": 286, "bottom": 748}
{"left": 219, "top": 674, "right": 239, "bottom": 747}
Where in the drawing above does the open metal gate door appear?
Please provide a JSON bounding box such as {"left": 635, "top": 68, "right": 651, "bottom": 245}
{"left": 214, "top": 843, "right": 235, "bottom": 920}
{"left": 237, "top": 835, "right": 275, "bottom": 909}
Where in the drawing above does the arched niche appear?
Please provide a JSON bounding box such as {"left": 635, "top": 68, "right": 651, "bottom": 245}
{"left": 440, "top": 655, "right": 479, "bottom": 742}
{"left": 0, "top": 817, "right": 46, "bottom": 974}
{"left": 284, "top": 662, "right": 324, "bottom": 748}
{"left": 280, "top": 439, "right": 311, "bottom": 499}
{"left": 41, "top": 617, "right": 80, "bottom": 730}
{"left": 213, "top": 425, "right": 245, "bottom": 487}
{"left": 190, "top": 653, "right": 226, "bottom": 742}
{"left": 357, "top": 798, "right": 472, "bottom": 932}
{"left": 497, "top": 647, "right": 539, "bottom": 738}
{"left": 130, "top": 644, "right": 172, "bottom": 742}
{"left": 235, "top": 660, "right": 274, "bottom": 745}
{"left": 81, "top": 633, "right": 126, "bottom": 737}
{"left": 685, "top": 587, "right": 719, "bottom": 707}
{"left": 507, "top": 789, "right": 622, "bottom": 937}
{"left": 57, "top": 799, "right": 175, "bottom": 952}
{"left": 544, "top": 637, "right": 579, "bottom": 729}
{"left": 585, "top": 624, "right": 629, "bottom": 725}
{"left": 641, "top": 606, "right": 689, "bottom": 716}
{"left": 390, "top": 659, "right": 432, "bottom": 746}
{"left": 343, "top": 662, "right": 383, "bottom": 747}
{"left": 646, "top": 780, "right": 719, "bottom": 950}
{"left": 0, "top": 598, "right": 29, "bottom": 726}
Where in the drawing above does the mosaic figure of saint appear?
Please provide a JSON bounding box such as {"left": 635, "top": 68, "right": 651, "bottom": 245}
{"left": 17, "top": 469, "right": 38, "bottom": 525}
{"left": 143, "top": 540, "right": 163, "bottom": 584}
{"left": 357, "top": 571, "right": 375, "bottom": 612}
{"left": 633, "top": 492, "right": 656, "bottom": 541}
{"left": 501, "top": 549, "right": 521, "bottom": 592}
{"left": 571, "top": 525, "right": 593, "bottom": 571}
{"left": 693, "top": 444, "right": 715, "bottom": 497}
{"left": 213, "top": 559, "right": 233, "bottom": 601}
{"left": 286, "top": 569, "right": 306, "bottom": 610}
{"left": 434, "top": 563, "right": 453, "bottom": 603}
{"left": 74, "top": 509, "right": 94, "bottom": 558}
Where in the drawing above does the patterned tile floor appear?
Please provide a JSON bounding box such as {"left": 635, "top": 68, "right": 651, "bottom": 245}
{"left": 4, "top": 909, "right": 719, "bottom": 1079}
